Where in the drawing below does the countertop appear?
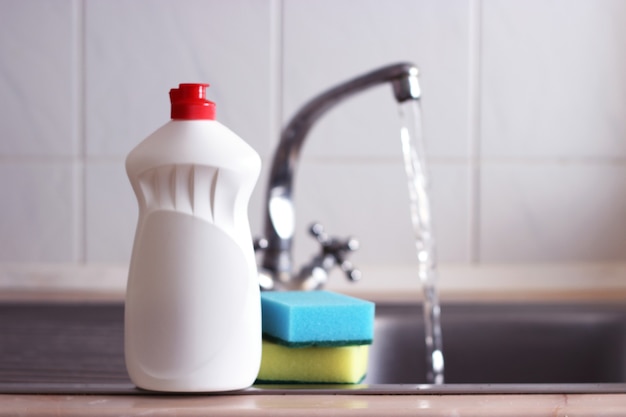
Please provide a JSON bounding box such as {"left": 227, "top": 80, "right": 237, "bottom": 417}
{"left": 2, "top": 392, "right": 626, "bottom": 416}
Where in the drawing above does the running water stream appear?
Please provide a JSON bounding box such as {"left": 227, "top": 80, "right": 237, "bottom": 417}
{"left": 398, "top": 100, "right": 445, "bottom": 385}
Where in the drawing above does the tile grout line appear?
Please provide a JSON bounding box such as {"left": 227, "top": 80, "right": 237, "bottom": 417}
{"left": 70, "top": 0, "right": 81, "bottom": 263}
{"left": 74, "top": 0, "right": 87, "bottom": 264}
{"left": 3, "top": 154, "right": 622, "bottom": 165}
{"left": 1, "top": 153, "right": 624, "bottom": 165}
{"left": 269, "top": 0, "right": 283, "bottom": 152}
{"left": 468, "top": 0, "right": 483, "bottom": 264}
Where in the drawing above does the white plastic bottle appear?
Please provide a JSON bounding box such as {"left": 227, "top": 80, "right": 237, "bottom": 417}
{"left": 124, "top": 83, "right": 261, "bottom": 392}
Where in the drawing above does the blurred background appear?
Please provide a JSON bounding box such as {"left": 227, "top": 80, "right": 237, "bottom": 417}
{"left": 2, "top": 0, "right": 626, "bottom": 295}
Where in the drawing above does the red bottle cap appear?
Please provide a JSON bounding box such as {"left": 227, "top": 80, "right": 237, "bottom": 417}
{"left": 169, "top": 83, "right": 216, "bottom": 120}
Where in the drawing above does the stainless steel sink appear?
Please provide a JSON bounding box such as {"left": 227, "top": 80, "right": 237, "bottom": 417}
{"left": 1, "top": 300, "right": 626, "bottom": 394}
{"left": 367, "top": 301, "right": 626, "bottom": 385}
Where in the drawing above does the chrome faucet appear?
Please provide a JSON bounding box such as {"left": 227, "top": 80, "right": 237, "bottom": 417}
{"left": 257, "top": 62, "right": 421, "bottom": 290}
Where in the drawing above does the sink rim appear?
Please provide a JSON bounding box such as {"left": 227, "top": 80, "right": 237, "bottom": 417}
{"left": 2, "top": 382, "right": 626, "bottom": 395}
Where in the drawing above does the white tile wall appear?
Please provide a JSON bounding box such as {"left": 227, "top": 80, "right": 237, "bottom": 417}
{"left": 0, "top": 0, "right": 77, "bottom": 157}
{"left": 2, "top": 0, "right": 626, "bottom": 289}
{"left": 83, "top": 0, "right": 275, "bottom": 261}
{"left": 294, "top": 161, "right": 470, "bottom": 268}
{"left": 282, "top": 0, "right": 472, "bottom": 266}
{"left": 282, "top": 0, "right": 470, "bottom": 159}
{"left": 481, "top": 0, "right": 626, "bottom": 159}
{"left": 85, "top": 0, "right": 275, "bottom": 158}
{"left": 481, "top": 162, "right": 626, "bottom": 262}
{"left": 0, "top": 162, "right": 78, "bottom": 262}
{"left": 479, "top": 0, "right": 626, "bottom": 263}
{"left": 85, "top": 160, "right": 135, "bottom": 262}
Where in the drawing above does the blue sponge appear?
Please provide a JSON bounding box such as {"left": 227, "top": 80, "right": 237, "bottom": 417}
{"left": 260, "top": 290, "right": 375, "bottom": 347}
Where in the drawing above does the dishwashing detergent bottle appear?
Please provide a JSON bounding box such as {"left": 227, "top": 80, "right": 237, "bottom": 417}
{"left": 124, "top": 83, "right": 262, "bottom": 392}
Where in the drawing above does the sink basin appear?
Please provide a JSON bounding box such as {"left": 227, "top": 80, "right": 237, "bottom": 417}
{"left": 366, "top": 301, "right": 626, "bottom": 385}
{"left": 1, "top": 300, "right": 626, "bottom": 394}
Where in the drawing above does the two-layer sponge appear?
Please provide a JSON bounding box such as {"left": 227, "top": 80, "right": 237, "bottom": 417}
{"left": 256, "top": 290, "right": 375, "bottom": 384}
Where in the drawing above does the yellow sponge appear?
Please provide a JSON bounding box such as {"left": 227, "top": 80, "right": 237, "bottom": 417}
{"left": 256, "top": 339, "right": 369, "bottom": 384}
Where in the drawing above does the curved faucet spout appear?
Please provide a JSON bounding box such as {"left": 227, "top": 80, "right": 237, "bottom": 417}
{"left": 261, "top": 62, "right": 421, "bottom": 288}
